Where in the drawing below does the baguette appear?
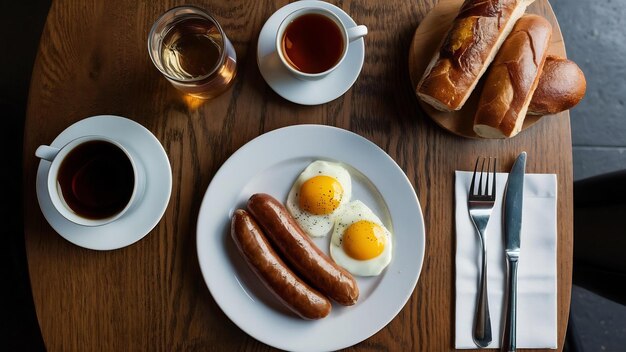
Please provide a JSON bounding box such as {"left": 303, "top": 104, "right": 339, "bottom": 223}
{"left": 417, "top": 0, "right": 535, "bottom": 112}
{"left": 473, "top": 15, "right": 552, "bottom": 138}
{"left": 528, "top": 55, "right": 586, "bottom": 115}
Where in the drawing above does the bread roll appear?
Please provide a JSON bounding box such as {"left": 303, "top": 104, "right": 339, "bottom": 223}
{"left": 416, "top": 0, "right": 535, "bottom": 112}
{"left": 528, "top": 55, "right": 586, "bottom": 115}
{"left": 473, "top": 15, "right": 552, "bottom": 138}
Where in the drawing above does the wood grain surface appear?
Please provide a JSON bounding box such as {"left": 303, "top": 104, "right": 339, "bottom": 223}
{"left": 408, "top": 0, "right": 567, "bottom": 139}
{"left": 23, "top": 0, "right": 573, "bottom": 351}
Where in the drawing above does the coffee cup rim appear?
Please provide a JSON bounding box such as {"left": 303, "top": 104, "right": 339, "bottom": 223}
{"left": 275, "top": 7, "right": 350, "bottom": 79}
{"left": 46, "top": 135, "right": 140, "bottom": 227}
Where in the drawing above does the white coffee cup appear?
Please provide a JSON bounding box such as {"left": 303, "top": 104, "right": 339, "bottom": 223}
{"left": 36, "top": 135, "right": 145, "bottom": 227}
{"left": 276, "top": 7, "right": 367, "bottom": 81}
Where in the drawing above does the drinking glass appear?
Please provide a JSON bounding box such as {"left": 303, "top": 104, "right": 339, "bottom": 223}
{"left": 148, "top": 6, "right": 237, "bottom": 99}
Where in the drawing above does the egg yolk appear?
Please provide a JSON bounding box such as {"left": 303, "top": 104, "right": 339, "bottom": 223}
{"left": 299, "top": 175, "right": 343, "bottom": 215}
{"left": 342, "top": 220, "right": 386, "bottom": 260}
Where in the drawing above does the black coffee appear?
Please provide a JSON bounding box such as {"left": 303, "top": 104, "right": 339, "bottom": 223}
{"left": 57, "top": 140, "right": 134, "bottom": 219}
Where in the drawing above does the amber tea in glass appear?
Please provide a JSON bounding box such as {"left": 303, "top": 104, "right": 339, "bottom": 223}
{"left": 148, "top": 6, "right": 237, "bottom": 99}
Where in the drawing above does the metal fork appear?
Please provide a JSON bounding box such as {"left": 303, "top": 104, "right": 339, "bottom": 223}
{"left": 468, "top": 157, "right": 497, "bottom": 348}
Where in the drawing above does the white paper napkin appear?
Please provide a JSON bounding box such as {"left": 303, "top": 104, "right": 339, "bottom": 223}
{"left": 455, "top": 171, "right": 558, "bottom": 349}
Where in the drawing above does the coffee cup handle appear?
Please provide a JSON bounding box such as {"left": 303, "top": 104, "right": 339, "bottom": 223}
{"left": 346, "top": 25, "right": 368, "bottom": 42}
{"left": 36, "top": 145, "right": 61, "bottom": 162}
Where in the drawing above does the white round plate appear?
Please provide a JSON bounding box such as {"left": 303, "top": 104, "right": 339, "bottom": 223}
{"left": 196, "top": 125, "right": 425, "bottom": 351}
{"left": 35, "top": 115, "right": 172, "bottom": 251}
{"left": 257, "top": 1, "right": 366, "bottom": 105}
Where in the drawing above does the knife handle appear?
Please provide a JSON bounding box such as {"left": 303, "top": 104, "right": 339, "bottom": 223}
{"left": 502, "top": 253, "right": 519, "bottom": 352}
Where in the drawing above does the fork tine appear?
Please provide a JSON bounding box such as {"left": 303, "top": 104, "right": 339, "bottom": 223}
{"left": 491, "top": 158, "right": 497, "bottom": 197}
{"left": 470, "top": 158, "right": 480, "bottom": 195}
{"left": 478, "top": 158, "right": 486, "bottom": 195}
{"left": 485, "top": 158, "right": 491, "bottom": 196}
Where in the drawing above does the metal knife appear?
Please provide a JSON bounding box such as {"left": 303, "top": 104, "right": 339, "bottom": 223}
{"left": 501, "top": 152, "right": 526, "bottom": 352}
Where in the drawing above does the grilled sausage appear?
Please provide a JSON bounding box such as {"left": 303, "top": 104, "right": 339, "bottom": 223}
{"left": 231, "top": 209, "right": 331, "bottom": 320}
{"left": 247, "top": 193, "right": 359, "bottom": 306}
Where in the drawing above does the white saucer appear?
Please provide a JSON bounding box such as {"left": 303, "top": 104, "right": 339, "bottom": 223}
{"left": 36, "top": 115, "right": 172, "bottom": 251}
{"left": 257, "top": 0, "right": 365, "bottom": 105}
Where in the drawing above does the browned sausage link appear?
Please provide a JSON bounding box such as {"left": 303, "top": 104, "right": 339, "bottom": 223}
{"left": 247, "top": 193, "right": 359, "bottom": 306}
{"left": 231, "top": 209, "right": 331, "bottom": 320}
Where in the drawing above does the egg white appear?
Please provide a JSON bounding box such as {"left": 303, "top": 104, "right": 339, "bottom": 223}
{"left": 286, "top": 160, "right": 352, "bottom": 237}
{"left": 330, "top": 200, "right": 393, "bottom": 276}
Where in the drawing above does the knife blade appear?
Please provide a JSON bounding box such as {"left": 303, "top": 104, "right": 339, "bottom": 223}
{"left": 504, "top": 152, "right": 526, "bottom": 253}
{"left": 501, "top": 151, "right": 526, "bottom": 352}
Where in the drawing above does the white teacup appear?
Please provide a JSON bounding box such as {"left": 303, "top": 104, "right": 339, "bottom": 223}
{"left": 276, "top": 7, "right": 367, "bottom": 81}
{"left": 36, "top": 135, "right": 145, "bottom": 227}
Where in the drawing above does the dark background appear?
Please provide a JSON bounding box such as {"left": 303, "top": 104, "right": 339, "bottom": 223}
{"left": 1, "top": 1, "right": 51, "bottom": 350}
{"left": 2, "top": 0, "right": 625, "bottom": 350}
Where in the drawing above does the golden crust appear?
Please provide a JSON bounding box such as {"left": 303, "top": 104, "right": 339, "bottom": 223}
{"left": 528, "top": 55, "right": 587, "bottom": 115}
{"left": 417, "top": 0, "right": 532, "bottom": 111}
{"left": 474, "top": 14, "right": 552, "bottom": 138}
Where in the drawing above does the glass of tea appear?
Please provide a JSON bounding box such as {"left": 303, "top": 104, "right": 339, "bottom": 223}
{"left": 148, "top": 6, "right": 237, "bottom": 99}
{"left": 276, "top": 8, "right": 367, "bottom": 81}
{"left": 36, "top": 136, "right": 145, "bottom": 226}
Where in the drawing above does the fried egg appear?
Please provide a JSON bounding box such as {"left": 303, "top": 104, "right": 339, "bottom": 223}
{"left": 330, "top": 200, "right": 393, "bottom": 276}
{"left": 286, "top": 160, "right": 352, "bottom": 237}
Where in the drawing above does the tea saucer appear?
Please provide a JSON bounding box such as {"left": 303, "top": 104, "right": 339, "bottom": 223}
{"left": 257, "top": 0, "right": 365, "bottom": 105}
{"left": 36, "top": 115, "right": 172, "bottom": 251}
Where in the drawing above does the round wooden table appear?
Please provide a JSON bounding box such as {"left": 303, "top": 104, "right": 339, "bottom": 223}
{"left": 23, "top": 0, "right": 573, "bottom": 350}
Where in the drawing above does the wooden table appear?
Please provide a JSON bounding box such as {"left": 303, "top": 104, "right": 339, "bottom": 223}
{"left": 23, "top": 0, "right": 573, "bottom": 350}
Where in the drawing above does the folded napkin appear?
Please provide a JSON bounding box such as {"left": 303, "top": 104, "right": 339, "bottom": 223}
{"left": 455, "top": 171, "right": 558, "bottom": 349}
